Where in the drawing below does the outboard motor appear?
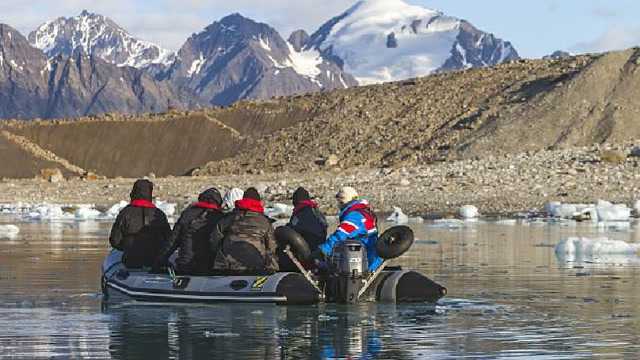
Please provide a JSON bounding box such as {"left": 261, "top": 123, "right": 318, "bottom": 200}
{"left": 326, "top": 240, "right": 368, "bottom": 304}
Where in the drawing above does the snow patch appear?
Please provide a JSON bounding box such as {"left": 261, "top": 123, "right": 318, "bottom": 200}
{"left": 258, "top": 37, "right": 272, "bottom": 52}
{"left": 555, "top": 237, "right": 640, "bottom": 264}
{"left": 188, "top": 53, "right": 205, "bottom": 76}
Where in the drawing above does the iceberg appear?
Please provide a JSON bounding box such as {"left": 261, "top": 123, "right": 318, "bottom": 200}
{"left": 595, "top": 201, "right": 631, "bottom": 222}
{"left": 265, "top": 203, "right": 294, "bottom": 219}
{"left": 387, "top": 207, "right": 409, "bottom": 224}
{"left": 544, "top": 201, "right": 631, "bottom": 222}
{"left": 0, "top": 224, "right": 19, "bottom": 237}
{"left": 458, "top": 205, "right": 479, "bottom": 219}
{"left": 555, "top": 237, "right": 640, "bottom": 264}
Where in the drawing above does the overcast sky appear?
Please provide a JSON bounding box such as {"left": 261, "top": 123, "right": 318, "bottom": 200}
{"left": 2, "top": 0, "right": 639, "bottom": 58}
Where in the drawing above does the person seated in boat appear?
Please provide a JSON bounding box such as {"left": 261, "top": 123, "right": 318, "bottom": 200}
{"left": 210, "top": 188, "right": 279, "bottom": 274}
{"left": 278, "top": 187, "right": 328, "bottom": 271}
{"left": 109, "top": 179, "right": 172, "bottom": 269}
{"left": 314, "top": 187, "right": 383, "bottom": 272}
{"left": 153, "top": 188, "right": 226, "bottom": 275}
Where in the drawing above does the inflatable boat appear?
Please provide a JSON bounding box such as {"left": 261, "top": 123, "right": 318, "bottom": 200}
{"left": 101, "top": 226, "right": 447, "bottom": 306}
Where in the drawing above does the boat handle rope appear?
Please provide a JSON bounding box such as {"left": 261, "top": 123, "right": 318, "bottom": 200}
{"left": 357, "top": 260, "right": 388, "bottom": 301}
{"left": 284, "top": 247, "right": 324, "bottom": 298}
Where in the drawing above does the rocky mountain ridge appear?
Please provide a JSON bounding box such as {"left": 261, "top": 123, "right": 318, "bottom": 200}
{"left": 0, "top": 1, "right": 520, "bottom": 119}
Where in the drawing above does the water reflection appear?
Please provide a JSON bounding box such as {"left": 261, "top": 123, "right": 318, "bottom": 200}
{"left": 2, "top": 217, "right": 640, "bottom": 358}
{"left": 103, "top": 303, "right": 428, "bottom": 359}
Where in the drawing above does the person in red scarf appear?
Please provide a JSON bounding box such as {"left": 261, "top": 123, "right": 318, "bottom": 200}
{"left": 210, "top": 188, "right": 279, "bottom": 274}
{"left": 109, "top": 179, "right": 171, "bottom": 269}
{"left": 277, "top": 187, "right": 328, "bottom": 271}
{"left": 153, "top": 188, "right": 225, "bottom": 275}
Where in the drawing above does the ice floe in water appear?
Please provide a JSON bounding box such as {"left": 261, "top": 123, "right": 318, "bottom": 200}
{"left": 458, "top": 205, "right": 479, "bottom": 219}
{"left": 0, "top": 224, "right": 19, "bottom": 238}
{"left": 555, "top": 237, "right": 640, "bottom": 264}
{"left": 387, "top": 207, "right": 409, "bottom": 224}
{"left": 0, "top": 201, "right": 177, "bottom": 221}
{"left": 265, "top": 203, "right": 294, "bottom": 219}
{"left": 544, "top": 200, "right": 632, "bottom": 222}
{"left": 428, "top": 218, "right": 474, "bottom": 229}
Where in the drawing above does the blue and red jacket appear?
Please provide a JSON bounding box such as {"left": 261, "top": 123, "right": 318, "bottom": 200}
{"left": 319, "top": 199, "right": 383, "bottom": 272}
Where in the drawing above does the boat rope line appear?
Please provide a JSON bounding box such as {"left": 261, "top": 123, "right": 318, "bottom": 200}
{"left": 107, "top": 282, "right": 287, "bottom": 303}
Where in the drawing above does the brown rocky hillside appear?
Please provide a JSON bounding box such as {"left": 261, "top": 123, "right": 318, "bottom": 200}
{"left": 1, "top": 48, "right": 640, "bottom": 179}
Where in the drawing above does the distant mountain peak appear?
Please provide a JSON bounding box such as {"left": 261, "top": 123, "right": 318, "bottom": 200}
{"left": 29, "top": 11, "right": 175, "bottom": 68}
{"left": 306, "top": 0, "right": 519, "bottom": 84}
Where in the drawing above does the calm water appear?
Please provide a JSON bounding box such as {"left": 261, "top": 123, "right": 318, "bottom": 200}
{"left": 1, "top": 215, "right": 640, "bottom": 359}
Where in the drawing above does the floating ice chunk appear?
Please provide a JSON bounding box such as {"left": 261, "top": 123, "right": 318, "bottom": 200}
{"left": 106, "top": 201, "right": 128, "bottom": 218}
{"left": 223, "top": 188, "right": 244, "bottom": 211}
{"left": 458, "top": 205, "right": 479, "bottom": 219}
{"left": 495, "top": 219, "right": 518, "bottom": 226}
{"left": 0, "top": 224, "right": 19, "bottom": 237}
{"left": 75, "top": 206, "right": 102, "bottom": 220}
{"left": 555, "top": 237, "right": 640, "bottom": 263}
{"left": 265, "top": 203, "right": 294, "bottom": 219}
{"left": 387, "top": 207, "right": 409, "bottom": 224}
{"left": 428, "top": 219, "right": 466, "bottom": 229}
{"left": 596, "top": 201, "right": 631, "bottom": 222}
{"left": 156, "top": 201, "right": 176, "bottom": 217}
{"left": 27, "top": 204, "right": 74, "bottom": 221}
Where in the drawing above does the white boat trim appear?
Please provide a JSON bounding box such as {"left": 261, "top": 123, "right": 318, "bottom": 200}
{"left": 107, "top": 282, "right": 288, "bottom": 303}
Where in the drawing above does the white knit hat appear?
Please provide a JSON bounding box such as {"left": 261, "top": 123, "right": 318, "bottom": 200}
{"left": 336, "top": 186, "right": 359, "bottom": 206}
{"left": 222, "top": 188, "right": 244, "bottom": 211}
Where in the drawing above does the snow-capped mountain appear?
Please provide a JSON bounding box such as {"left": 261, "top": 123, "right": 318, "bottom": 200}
{"left": 167, "top": 14, "right": 356, "bottom": 106}
{"left": 0, "top": 23, "right": 185, "bottom": 120}
{"left": 305, "top": 0, "right": 519, "bottom": 84}
{"left": 28, "top": 10, "right": 174, "bottom": 68}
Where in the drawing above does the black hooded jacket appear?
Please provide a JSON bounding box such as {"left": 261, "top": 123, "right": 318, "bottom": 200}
{"left": 109, "top": 180, "right": 172, "bottom": 268}
{"left": 155, "top": 189, "right": 225, "bottom": 275}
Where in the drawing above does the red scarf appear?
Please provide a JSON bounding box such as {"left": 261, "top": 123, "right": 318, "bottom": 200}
{"left": 130, "top": 199, "right": 156, "bottom": 208}
{"left": 293, "top": 199, "right": 318, "bottom": 215}
{"left": 235, "top": 198, "right": 264, "bottom": 213}
{"left": 193, "top": 201, "right": 221, "bottom": 210}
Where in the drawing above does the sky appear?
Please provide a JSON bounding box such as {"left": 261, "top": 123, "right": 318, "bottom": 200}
{"left": 2, "top": 0, "right": 639, "bottom": 58}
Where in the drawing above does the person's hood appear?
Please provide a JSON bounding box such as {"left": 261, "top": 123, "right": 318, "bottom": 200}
{"left": 340, "top": 199, "right": 370, "bottom": 217}
{"left": 130, "top": 179, "right": 153, "bottom": 201}
{"left": 293, "top": 199, "right": 318, "bottom": 215}
{"left": 198, "top": 188, "right": 222, "bottom": 206}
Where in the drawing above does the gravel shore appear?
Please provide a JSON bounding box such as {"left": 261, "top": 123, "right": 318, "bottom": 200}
{"left": 1, "top": 145, "right": 639, "bottom": 217}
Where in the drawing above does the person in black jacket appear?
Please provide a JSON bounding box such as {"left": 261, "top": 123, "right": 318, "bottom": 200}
{"left": 210, "top": 188, "right": 279, "bottom": 274}
{"left": 109, "top": 179, "right": 172, "bottom": 269}
{"left": 154, "top": 188, "right": 225, "bottom": 275}
{"left": 278, "top": 187, "right": 328, "bottom": 271}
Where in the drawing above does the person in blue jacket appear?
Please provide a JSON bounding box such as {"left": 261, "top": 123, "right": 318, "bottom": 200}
{"left": 317, "top": 187, "right": 383, "bottom": 272}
